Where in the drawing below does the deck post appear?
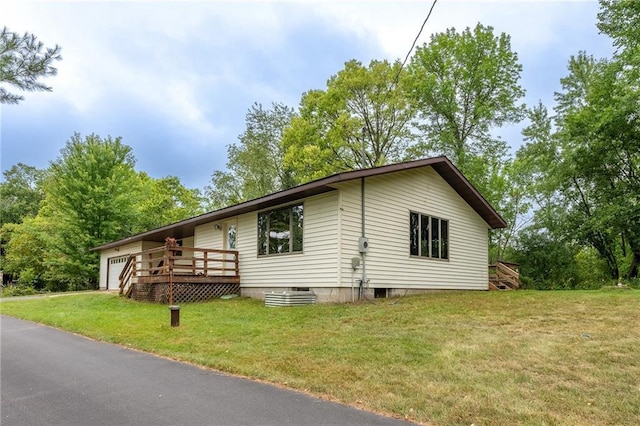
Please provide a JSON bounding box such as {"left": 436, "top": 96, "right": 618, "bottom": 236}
{"left": 169, "top": 270, "right": 174, "bottom": 305}
{"left": 168, "top": 246, "right": 174, "bottom": 305}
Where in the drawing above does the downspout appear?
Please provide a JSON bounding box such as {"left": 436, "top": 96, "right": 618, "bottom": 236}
{"left": 360, "top": 176, "right": 366, "bottom": 300}
{"left": 360, "top": 126, "right": 367, "bottom": 300}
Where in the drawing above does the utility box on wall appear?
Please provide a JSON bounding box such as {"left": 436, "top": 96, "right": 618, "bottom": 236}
{"left": 358, "top": 237, "right": 369, "bottom": 253}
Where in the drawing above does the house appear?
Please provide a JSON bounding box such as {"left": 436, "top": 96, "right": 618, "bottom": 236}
{"left": 93, "top": 157, "right": 507, "bottom": 303}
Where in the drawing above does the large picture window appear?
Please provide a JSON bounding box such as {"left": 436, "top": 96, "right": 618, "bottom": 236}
{"left": 258, "top": 204, "right": 303, "bottom": 255}
{"left": 410, "top": 212, "right": 449, "bottom": 259}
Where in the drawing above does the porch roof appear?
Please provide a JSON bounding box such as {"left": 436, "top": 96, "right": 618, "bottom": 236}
{"left": 92, "top": 156, "right": 507, "bottom": 251}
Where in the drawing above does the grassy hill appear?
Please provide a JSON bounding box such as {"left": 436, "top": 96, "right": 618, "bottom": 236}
{"left": 2, "top": 289, "right": 638, "bottom": 425}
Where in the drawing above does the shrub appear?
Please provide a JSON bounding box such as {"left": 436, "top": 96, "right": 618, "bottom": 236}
{"left": 46, "top": 280, "right": 69, "bottom": 292}
{"left": 1, "top": 284, "right": 37, "bottom": 297}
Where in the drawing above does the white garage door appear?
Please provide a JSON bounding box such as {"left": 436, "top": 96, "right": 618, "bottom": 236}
{"left": 107, "top": 256, "right": 129, "bottom": 291}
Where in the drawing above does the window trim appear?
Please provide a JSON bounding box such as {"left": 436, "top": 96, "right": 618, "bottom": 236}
{"left": 409, "top": 211, "right": 449, "bottom": 260}
{"left": 257, "top": 203, "right": 304, "bottom": 257}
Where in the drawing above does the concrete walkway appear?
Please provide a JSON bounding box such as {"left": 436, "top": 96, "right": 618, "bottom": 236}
{"left": 0, "top": 290, "right": 113, "bottom": 302}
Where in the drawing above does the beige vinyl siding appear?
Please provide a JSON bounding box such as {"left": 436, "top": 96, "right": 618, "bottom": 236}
{"left": 193, "top": 223, "right": 223, "bottom": 274}
{"left": 172, "top": 236, "right": 196, "bottom": 272}
{"left": 195, "top": 222, "right": 222, "bottom": 249}
{"left": 142, "top": 241, "right": 162, "bottom": 251}
{"left": 336, "top": 180, "right": 365, "bottom": 289}
{"left": 336, "top": 167, "right": 490, "bottom": 290}
{"left": 239, "top": 191, "right": 340, "bottom": 288}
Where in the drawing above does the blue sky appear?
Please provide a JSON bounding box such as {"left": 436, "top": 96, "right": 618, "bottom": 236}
{"left": 2, "top": 1, "right": 613, "bottom": 191}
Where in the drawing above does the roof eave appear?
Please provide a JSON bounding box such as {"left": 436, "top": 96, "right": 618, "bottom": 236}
{"left": 92, "top": 156, "right": 507, "bottom": 251}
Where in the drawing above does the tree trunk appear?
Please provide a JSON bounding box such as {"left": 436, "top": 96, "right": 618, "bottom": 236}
{"left": 627, "top": 252, "right": 640, "bottom": 279}
{"left": 590, "top": 231, "right": 619, "bottom": 279}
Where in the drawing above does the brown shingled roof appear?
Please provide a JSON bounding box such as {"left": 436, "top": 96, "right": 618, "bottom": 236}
{"left": 92, "top": 156, "right": 506, "bottom": 251}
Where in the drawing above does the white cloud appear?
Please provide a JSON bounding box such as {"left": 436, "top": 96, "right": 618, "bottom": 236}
{"left": 2, "top": 0, "right": 614, "bottom": 189}
{"left": 310, "top": 0, "right": 606, "bottom": 62}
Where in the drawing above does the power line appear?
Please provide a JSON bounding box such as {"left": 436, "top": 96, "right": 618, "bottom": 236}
{"left": 394, "top": 0, "right": 439, "bottom": 86}
{"left": 361, "top": 0, "right": 438, "bottom": 165}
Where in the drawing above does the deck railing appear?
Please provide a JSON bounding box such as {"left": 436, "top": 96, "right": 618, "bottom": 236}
{"left": 119, "top": 246, "right": 239, "bottom": 297}
{"left": 488, "top": 261, "right": 520, "bottom": 290}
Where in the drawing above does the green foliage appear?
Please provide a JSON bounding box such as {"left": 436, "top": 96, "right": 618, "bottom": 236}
{"left": 206, "top": 103, "right": 296, "bottom": 209}
{"left": 510, "top": 236, "right": 609, "bottom": 290}
{"left": 514, "top": 0, "right": 640, "bottom": 281}
{"left": 575, "top": 247, "right": 611, "bottom": 288}
{"left": 406, "top": 23, "right": 525, "bottom": 199}
{"left": 488, "top": 157, "right": 533, "bottom": 261}
{"left": 0, "top": 217, "right": 54, "bottom": 289}
{"left": 0, "top": 26, "right": 62, "bottom": 104}
{"left": 553, "top": 51, "right": 639, "bottom": 278}
{"left": 1, "top": 132, "right": 207, "bottom": 291}
{"left": 40, "top": 133, "right": 139, "bottom": 289}
{"left": 1, "top": 284, "right": 37, "bottom": 297}
{"left": 509, "top": 230, "right": 580, "bottom": 289}
{"left": 0, "top": 163, "right": 46, "bottom": 226}
{"left": 625, "top": 278, "right": 640, "bottom": 289}
{"left": 44, "top": 278, "right": 69, "bottom": 293}
{"left": 597, "top": 0, "right": 640, "bottom": 54}
{"left": 205, "top": 171, "right": 244, "bottom": 211}
{"left": 282, "top": 59, "right": 414, "bottom": 182}
{"left": 47, "top": 133, "right": 138, "bottom": 240}
{"left": 135, "top": 173, "right": 203, "bottom": 231}
{"left": 17, "top": 267, "right": 39, "bottom": 287}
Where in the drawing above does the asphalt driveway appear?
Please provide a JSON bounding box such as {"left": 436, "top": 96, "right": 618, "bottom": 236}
{"left": 1, "top": 315, "right": 412, "bottom": 426}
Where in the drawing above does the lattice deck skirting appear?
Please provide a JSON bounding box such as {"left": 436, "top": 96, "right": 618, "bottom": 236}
{"left": 131, "top": 282, "right": 240, "bottom": 303}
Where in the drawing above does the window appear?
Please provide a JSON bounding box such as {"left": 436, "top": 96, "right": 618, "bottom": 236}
{"left": 409, "top": 212, "right": 449, "bottom": 259}
{"left": 258, "top": 203, "right": 303, "bottom": 255}
{"left": 109, "top": 256, "right": 128, "bottom": 265}
{"left": 226, "top": 224, "right": 237, "bottom": 250}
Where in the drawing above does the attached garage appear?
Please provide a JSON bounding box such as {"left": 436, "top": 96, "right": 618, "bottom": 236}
{"left": 107, "top": 255, "right": 129, "bottom": 291}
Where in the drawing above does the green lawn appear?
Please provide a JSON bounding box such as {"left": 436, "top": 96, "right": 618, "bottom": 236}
{"left": 2, "top": 290, "right": 639, "bottom": 425}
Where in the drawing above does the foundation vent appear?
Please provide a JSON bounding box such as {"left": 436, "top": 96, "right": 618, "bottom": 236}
{"left": 264, "top": 291, "right": 317, "bottom": 307}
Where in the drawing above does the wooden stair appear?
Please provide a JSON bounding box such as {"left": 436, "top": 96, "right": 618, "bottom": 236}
{"left": 119, "top": 255, "right": 136, "bottom": 297}
{"left": 489, "top": 261, "right": 520, "bottom": 290}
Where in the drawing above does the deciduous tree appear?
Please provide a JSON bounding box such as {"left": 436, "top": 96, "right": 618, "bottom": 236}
{"left": 0, "top": 216, "right": 58, "bottom": 290}
{"left": 206, "top": 102, "right": 296, "bottom": 209}
{"left": 282, "top": 59, "right": 415, "bottom": 182}
{"left": 135, "top": 174, "right": 204, "bottom": 231}
{"left": 0, "top": 163, "right": 46, "bottom": 226}
{"left": 44, "top": 133, "right": 138, "bottom": 289}
{"left": 406, "top": 23, "right": 525, "bottom": 206}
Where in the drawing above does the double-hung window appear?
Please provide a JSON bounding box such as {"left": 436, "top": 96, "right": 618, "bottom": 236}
{"left": 410, "top": 212, "right": 449, "bottom": 259}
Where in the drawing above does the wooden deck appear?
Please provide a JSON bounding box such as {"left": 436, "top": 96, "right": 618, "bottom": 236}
{"left": 119, "top": 246, "right": 240, "bottom": 303}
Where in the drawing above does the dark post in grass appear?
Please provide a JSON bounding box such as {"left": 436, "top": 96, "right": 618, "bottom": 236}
{"left": 169, "top": 305, "right": 180, "bottom": 327}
